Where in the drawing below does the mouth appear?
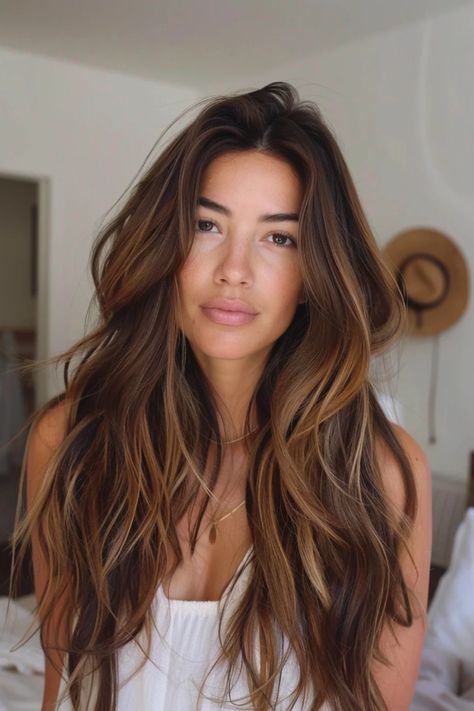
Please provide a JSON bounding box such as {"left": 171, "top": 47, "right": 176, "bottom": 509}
{"left": 200, "top": 305, "right": 258, "bottom": 326}
{"left": 200, "top": 298, "right": 258, "bottom": 314}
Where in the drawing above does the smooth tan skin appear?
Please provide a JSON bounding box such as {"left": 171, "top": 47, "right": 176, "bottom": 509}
{"left": 28, "top": 150, "right": 432, "bottom": 709}
{"left": 177, "top": 150, "right": 306, "bottom": 437}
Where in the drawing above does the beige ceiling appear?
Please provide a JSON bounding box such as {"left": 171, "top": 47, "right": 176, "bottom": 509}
{"left": 0, "top": 0, "right": 471, "bottom": 89}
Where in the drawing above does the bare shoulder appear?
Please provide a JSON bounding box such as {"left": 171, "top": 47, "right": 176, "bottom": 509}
{"left": 375, "top": 422, "right": 432, "bottom": 518}
{"left": 374, "top": 422, "right": 433, "bottom": 609}
{"left": 371, "top": 424, "right": 433, "bottom": 708}
{"left": 26, "top": 398, "right": 72, "bottom": 498}
{"left": 31, "top": 398, "right": 72, "bottom": 451}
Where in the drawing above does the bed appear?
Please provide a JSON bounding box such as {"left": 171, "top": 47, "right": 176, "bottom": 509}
{"left": 0, "top": 592, "right": 43, "bottom": 710}
{"left": 411, "top": 452, "right": 474, "bottom": 709}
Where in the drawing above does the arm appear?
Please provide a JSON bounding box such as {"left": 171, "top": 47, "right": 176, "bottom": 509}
{"left": 372, "top": 424, "right": 433, "bottom": 711}
{"left": 26, "top": 400, "right": 72, "bottom": 711}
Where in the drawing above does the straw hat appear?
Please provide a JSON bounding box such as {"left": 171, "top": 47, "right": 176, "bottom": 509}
{"left": 382, "top": 227, "right": 469, "bottom": 337}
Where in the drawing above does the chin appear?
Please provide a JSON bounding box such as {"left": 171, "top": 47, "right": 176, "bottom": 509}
{"left": 188, "top": 332, "right": 271, "bottom": 362}
{"left": 194, "top": 343, "right": 260, "bottom": 361}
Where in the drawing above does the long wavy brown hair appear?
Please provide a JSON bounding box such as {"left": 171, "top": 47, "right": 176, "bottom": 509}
{"left": 10, "top": 81, "right": 420, "bottom": 711}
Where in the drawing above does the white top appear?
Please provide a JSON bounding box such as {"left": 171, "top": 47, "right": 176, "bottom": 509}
{"left": 56, "top": 547, "right": 331, "bottom": 710}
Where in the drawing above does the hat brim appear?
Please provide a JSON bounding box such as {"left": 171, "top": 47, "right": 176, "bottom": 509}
{"left": 382, "top": 227, "right": 469, "bottom": 336}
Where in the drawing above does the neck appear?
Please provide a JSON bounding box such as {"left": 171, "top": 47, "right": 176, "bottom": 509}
{"left": 193, "top": 350, "right": 267, "bottom": 438}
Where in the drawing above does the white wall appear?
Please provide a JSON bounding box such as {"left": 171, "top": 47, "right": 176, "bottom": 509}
{"left": 203, "top": 3, "right": 474, "bottom": 482}
{"left": 0, "top": 46, "right": 197, "bottom": 398}
{"left": 2, "top": 2, "right": 473, "bottom": 481}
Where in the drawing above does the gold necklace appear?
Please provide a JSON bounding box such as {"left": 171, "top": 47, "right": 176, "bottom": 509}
{"left": 204, "top": 425, "right": 256, "bottom": 542}
{"left": 208, "top": 498, "right": 246, "bottom": 544}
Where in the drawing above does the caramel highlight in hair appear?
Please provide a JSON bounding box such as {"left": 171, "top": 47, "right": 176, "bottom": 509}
{"left": 10, "top": 82, "right": 419, "bottom": 711}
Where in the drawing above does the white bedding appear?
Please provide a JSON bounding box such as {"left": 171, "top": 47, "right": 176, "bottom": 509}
{"left": 412, "top": 643, "right": 474, "bottom": 709}
{"left": 0, "top": 595, "right": 43, "bottom": 711}
{"left": 411, "top": 507, "right": 474, "bottom": 710}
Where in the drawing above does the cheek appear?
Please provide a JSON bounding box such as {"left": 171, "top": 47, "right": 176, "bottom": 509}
{"left": 177, "top": 257, "right": 203, "bottom": 300}
{"left": 264, "top": 266, "right": 303, "bottom": 308}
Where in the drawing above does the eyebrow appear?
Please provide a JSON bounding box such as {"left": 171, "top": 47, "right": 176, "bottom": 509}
{"left": 197, "top": 196, "right": 299, "bottom": 223}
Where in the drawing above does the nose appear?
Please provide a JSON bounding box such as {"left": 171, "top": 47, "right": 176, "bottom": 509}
{"left": 214, "top": 235, "right": 253, "bottom": 287}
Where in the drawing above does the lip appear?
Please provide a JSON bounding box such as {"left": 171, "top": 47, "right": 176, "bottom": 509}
{"left": 201, "top": 307, "right": 257, "bottom": 326}
{"left": 201, "top": 298, "right": 258, "bottom": 314}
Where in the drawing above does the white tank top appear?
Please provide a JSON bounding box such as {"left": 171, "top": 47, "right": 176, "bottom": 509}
{"left": 56, "top": 547, "right": 332, "bottom": 710}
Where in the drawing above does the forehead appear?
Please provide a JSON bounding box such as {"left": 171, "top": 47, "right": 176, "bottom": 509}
{"left": 199, "top": 151, "right": 303, "bottom": 209}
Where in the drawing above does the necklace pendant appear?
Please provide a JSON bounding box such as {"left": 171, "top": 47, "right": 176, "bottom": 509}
{"left": 209, "top": 523, "right": 217, "bottom": 544}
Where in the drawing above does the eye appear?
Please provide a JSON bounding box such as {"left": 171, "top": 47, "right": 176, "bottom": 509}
{"left": 267, "top": 232, "right": 297, "bottom": 248}
{"left": 195, "top": 218, "right": 219, "bottom": 233}
{"left": 194, "top": 219, "right": 296, "bottom": 247}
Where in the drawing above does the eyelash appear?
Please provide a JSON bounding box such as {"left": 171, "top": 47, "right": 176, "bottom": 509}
{"left": 195, "top": 219, "right": 297, "bottom": 248}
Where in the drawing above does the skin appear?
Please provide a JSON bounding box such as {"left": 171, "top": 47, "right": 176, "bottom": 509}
{"left": 373, "top": 425, "right": 432, "bottom": 710}
{"left": 177, "top": 149, "right": 305, "bottom": 439}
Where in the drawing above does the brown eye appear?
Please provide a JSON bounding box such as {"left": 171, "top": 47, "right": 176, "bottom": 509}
{"left": 267, "top": 233, "right": 296, "bottom": 248}
{"left": 195, "top": 219, "right": 218, "bottom": 232}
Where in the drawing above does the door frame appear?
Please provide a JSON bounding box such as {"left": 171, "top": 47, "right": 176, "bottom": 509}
{"left": 0, "top": 171, "right": 51, "bottom": 408}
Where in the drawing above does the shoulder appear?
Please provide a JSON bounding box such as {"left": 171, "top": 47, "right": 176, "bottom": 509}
{"left": 371, "top": 424, "right": 433, "bottom": 707}
{"left": 26, "top": 397, "right": 72, "bottom": 500}
{"left": 375, "top": 422, "right": 432, "bottom": 520}
{"left": 374, "top": 422, "right": 433, "bottom": 611}
{"left": 31, "top": 397, "right": 71, "bottom": 450}
{"left": 32, "top": 398, "right": 71, "bottom": 449}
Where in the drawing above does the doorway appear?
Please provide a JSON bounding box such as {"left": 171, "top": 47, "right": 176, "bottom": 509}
{"left": 0, "top": 173, "right": 49, "bottom": 594}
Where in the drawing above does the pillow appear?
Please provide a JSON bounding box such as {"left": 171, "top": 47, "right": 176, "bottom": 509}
{"left": 426, "top": 507, "right": 474, "bottom": 682}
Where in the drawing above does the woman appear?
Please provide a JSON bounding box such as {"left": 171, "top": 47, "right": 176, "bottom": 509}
{"left": 12, "top": 81, "right": 431, "bottom": 711}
